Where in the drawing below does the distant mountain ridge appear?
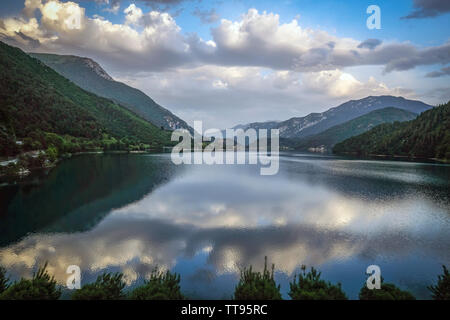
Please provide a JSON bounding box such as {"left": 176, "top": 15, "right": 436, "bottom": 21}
{"left": 293, "top": 107, "right": 418, "bottom": 152}
{"left": 30, "top": 53, "right": 191, "bottom": 132}
{"left": 232, "top": 96, "right": 432, "bottom": 139}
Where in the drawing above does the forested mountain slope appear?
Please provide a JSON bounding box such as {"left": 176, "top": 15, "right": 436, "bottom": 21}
{"left": 0, "top": 41, "right": 172, "bottom": 157}
{"left": 294, "top": 107, "right": 418, "bottom": 151}
{"left": 333, "top": 102, "right": 449, "bottom": 160}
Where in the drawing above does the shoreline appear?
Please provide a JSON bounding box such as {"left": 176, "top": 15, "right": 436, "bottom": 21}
{"left": 334, "top": 152, "right": 450, "bottom": 164}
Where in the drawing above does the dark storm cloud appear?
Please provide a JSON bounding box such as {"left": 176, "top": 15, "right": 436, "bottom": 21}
{"left": 357, "top": 39, "right": 382, "bottom": 50}
{"left": 382, "top": 42, "right": 450, "bottom": 72}
{"left": 193, "top": 7, "right": 220, "bottom": 24}
{"left": 425, "top": 66, "right": 450, "bottom": 77}
{"left": 402, "top": 0, "right": 450, "bottom": 19}
{"left": 16, "top": 32, "right": 41, "bottom": 48}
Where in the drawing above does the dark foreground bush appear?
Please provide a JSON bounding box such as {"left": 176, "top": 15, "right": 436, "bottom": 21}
{"left": 359, "top": 278, "right": 415, "bottom": 300}
{"left": 0, "top": 266, "right": 9, "bottom": 294}
{"left": 0, "top": 263, "right": 61, "bottom": 300}
{"left": 129, "top": 269, "right": 184, "bottom": 300}
{"left": 289, "top": 266, "right": 347, "bottom": 300}
{"left": 234, "top": 257, "right": 282, "bottom": 300}
{"left": 428, "top": 265, "right": 450, "bottom": 300}
{"left": 71, "top": 272, "right": 126, "bottom": 300}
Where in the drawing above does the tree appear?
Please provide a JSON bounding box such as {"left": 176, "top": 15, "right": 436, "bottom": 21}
{"left": 0, "top": 266, "right": 9, "bottom": 294}
{"left": 45, "top": 145, "right": 58, "bottom": 162}
{"left": 359, "top": 278, "right": 415, "bottom": 300}
{"left": 129, "top": 269, "right": 184, "bottom": 300}
{"left": 0, "top": 263, "right": 61, "bottom": 300}
{"left": 289, "top": 266, "right": 347, "bottom": 300}
{"left": 71, "top": 272, "right": 126, "bottom": 300}
{"left": 234, "top": 257, "right": 282, "bottom": 300}
{"left": 428, "top": 265, "right": 450, "bottom": 300}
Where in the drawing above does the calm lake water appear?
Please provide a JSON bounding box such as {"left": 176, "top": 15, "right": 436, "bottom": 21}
{"left": 0, "top": 152, "right": 449, "bottom": 299}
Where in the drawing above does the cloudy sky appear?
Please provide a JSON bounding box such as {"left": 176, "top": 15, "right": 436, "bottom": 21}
{"left": 0, "top": 0, "right": 449, "bottom": 129}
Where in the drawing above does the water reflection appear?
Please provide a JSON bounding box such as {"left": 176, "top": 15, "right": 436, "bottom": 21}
{"left": 0, "top": 154, "right": 182, "bottom": 245}
{"left": 0, "top": 153, "right": 449, "bottom": 299}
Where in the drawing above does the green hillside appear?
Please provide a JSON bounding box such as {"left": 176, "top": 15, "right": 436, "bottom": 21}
{"left": 0, "top": 41, "right": 172, "bottom": 158}
{"left": 333, "top": 102, "right": 450, "bottom": 160}
{"left": 294, "top": 107, "right": 418, "bottom": 151}
{"left": 30, "top": 53, "right": 191, "bottom": 132}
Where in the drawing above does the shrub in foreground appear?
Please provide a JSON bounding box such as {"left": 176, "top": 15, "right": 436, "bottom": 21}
{"left": 234, "top": 257, "right": 282, "bottom": 300}
{"left": 359, "top": 278, "right": 415, "bottom": 300}
{"left": 0, "top": 266, "right": 9, "bottom": 294}
{"left": 0, "top": 263, "right": 61, "bottom": 300}
{"left": 129, "top": 269, "right": 184, "bottom": 300}
{"left": 289, "top": 266, "right": 347, "bottom": 300}
{"left": 428, "top": 265, "right": 450, "bottom": 300}
{"left": 71, "top": 272, "right": 125, "bottom": 300}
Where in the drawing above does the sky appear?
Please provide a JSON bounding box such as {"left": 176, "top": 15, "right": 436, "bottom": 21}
{"left": 0, "top": 0, "right": 449, "bottom": 129}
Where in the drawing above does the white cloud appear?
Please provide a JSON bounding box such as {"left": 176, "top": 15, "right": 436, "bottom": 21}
{"left": 0, "top": 2, "right": 447, "bottom": 128}
{"left": 116, "top": 65, "right": 412, "bottom": 128}
{"left": 1, "top": 3, "right": 449, "bottom": 73}
{"left": 124, "top": 4, "right": 143, "bottom": 25}
{"left": 301, "top": 69, "right": 406, "bottom": 98}
{"left": 0, "top": 0, "right": 191, "bottom": 70}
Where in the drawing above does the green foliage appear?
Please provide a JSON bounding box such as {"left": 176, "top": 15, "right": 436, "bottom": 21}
{"left": 359, "top": 278, "right": 415, "bottom": 300}
{"left": 234, "top": 257, "right": 282, "bottom": 300}
{"left": 45, "top": 146, "right": 58, "bottom": 162}
{"left": 129, "top": 269, "right": 184, "bottom": 300}
{"left": 289, "top": 266, "right": 347, "bottom": 300}
{"left": 0, "top": 266, "right": 9, "bottom": 294}
{"left": 0, "top": 263, "right": 61, "bottom": 300}
{"left": 71, "top": 272, "right": 126, "bottom": 300}
{"left": 294, "top": 107, "right": 417, "bottom": 151}
{"left": 428, "top": 265, "right": 450, "bottom": 300}
{"left": 0, "top": 41, "right": 172, "bottom": 157}
{"left": 333, "top": 102, "right": 450, "bottom": 160}
{"left": 31, "top": 53, "right": 191, "bottom": 132}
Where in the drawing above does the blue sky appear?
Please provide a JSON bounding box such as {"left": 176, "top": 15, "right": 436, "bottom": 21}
{"left": 0, "top": 0, "right": 449, "bottom": 128}
{"left": 32, "top": 0, "right": 447, "bottom": 46}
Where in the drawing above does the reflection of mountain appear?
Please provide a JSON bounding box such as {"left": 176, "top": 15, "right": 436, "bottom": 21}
{"left": 0, "top": 154, "right": 180, "bottom": 246}
{"left": 280, "top": 154, "right": 450, "bottom": 202}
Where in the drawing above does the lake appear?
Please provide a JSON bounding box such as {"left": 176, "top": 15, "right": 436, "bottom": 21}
{"left": 0, "top": 152, "right": 449, "bottom": 299}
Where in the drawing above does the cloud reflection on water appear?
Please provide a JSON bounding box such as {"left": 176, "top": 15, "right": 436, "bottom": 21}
{"left": 0, "top": 153, "right": 449, "bottom": 298}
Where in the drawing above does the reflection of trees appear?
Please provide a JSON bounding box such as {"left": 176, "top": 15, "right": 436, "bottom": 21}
{"left": 0, "top": 154, "right": 181, "bottom": 246}
{"left": 281, "top": 156, "right": 450, "bottom": 203}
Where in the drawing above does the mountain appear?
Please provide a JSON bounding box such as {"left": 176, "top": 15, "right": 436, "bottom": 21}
{"left": 293, "top": 107, "right": 418, "bottom": 152}
{"left": 232, "top": 96, "right": 432, "bottom": 139}
{"left": 333, "top": 101, "right": 450, "bottom": 160}
{"left": 232, "top": 120, "right": 281, "bottom": 132}
{"left": 0, "top": 41, "right": 171, "bottom": 157}
{"left": 30, "top": 53, "right": 191, "bottom": 132}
